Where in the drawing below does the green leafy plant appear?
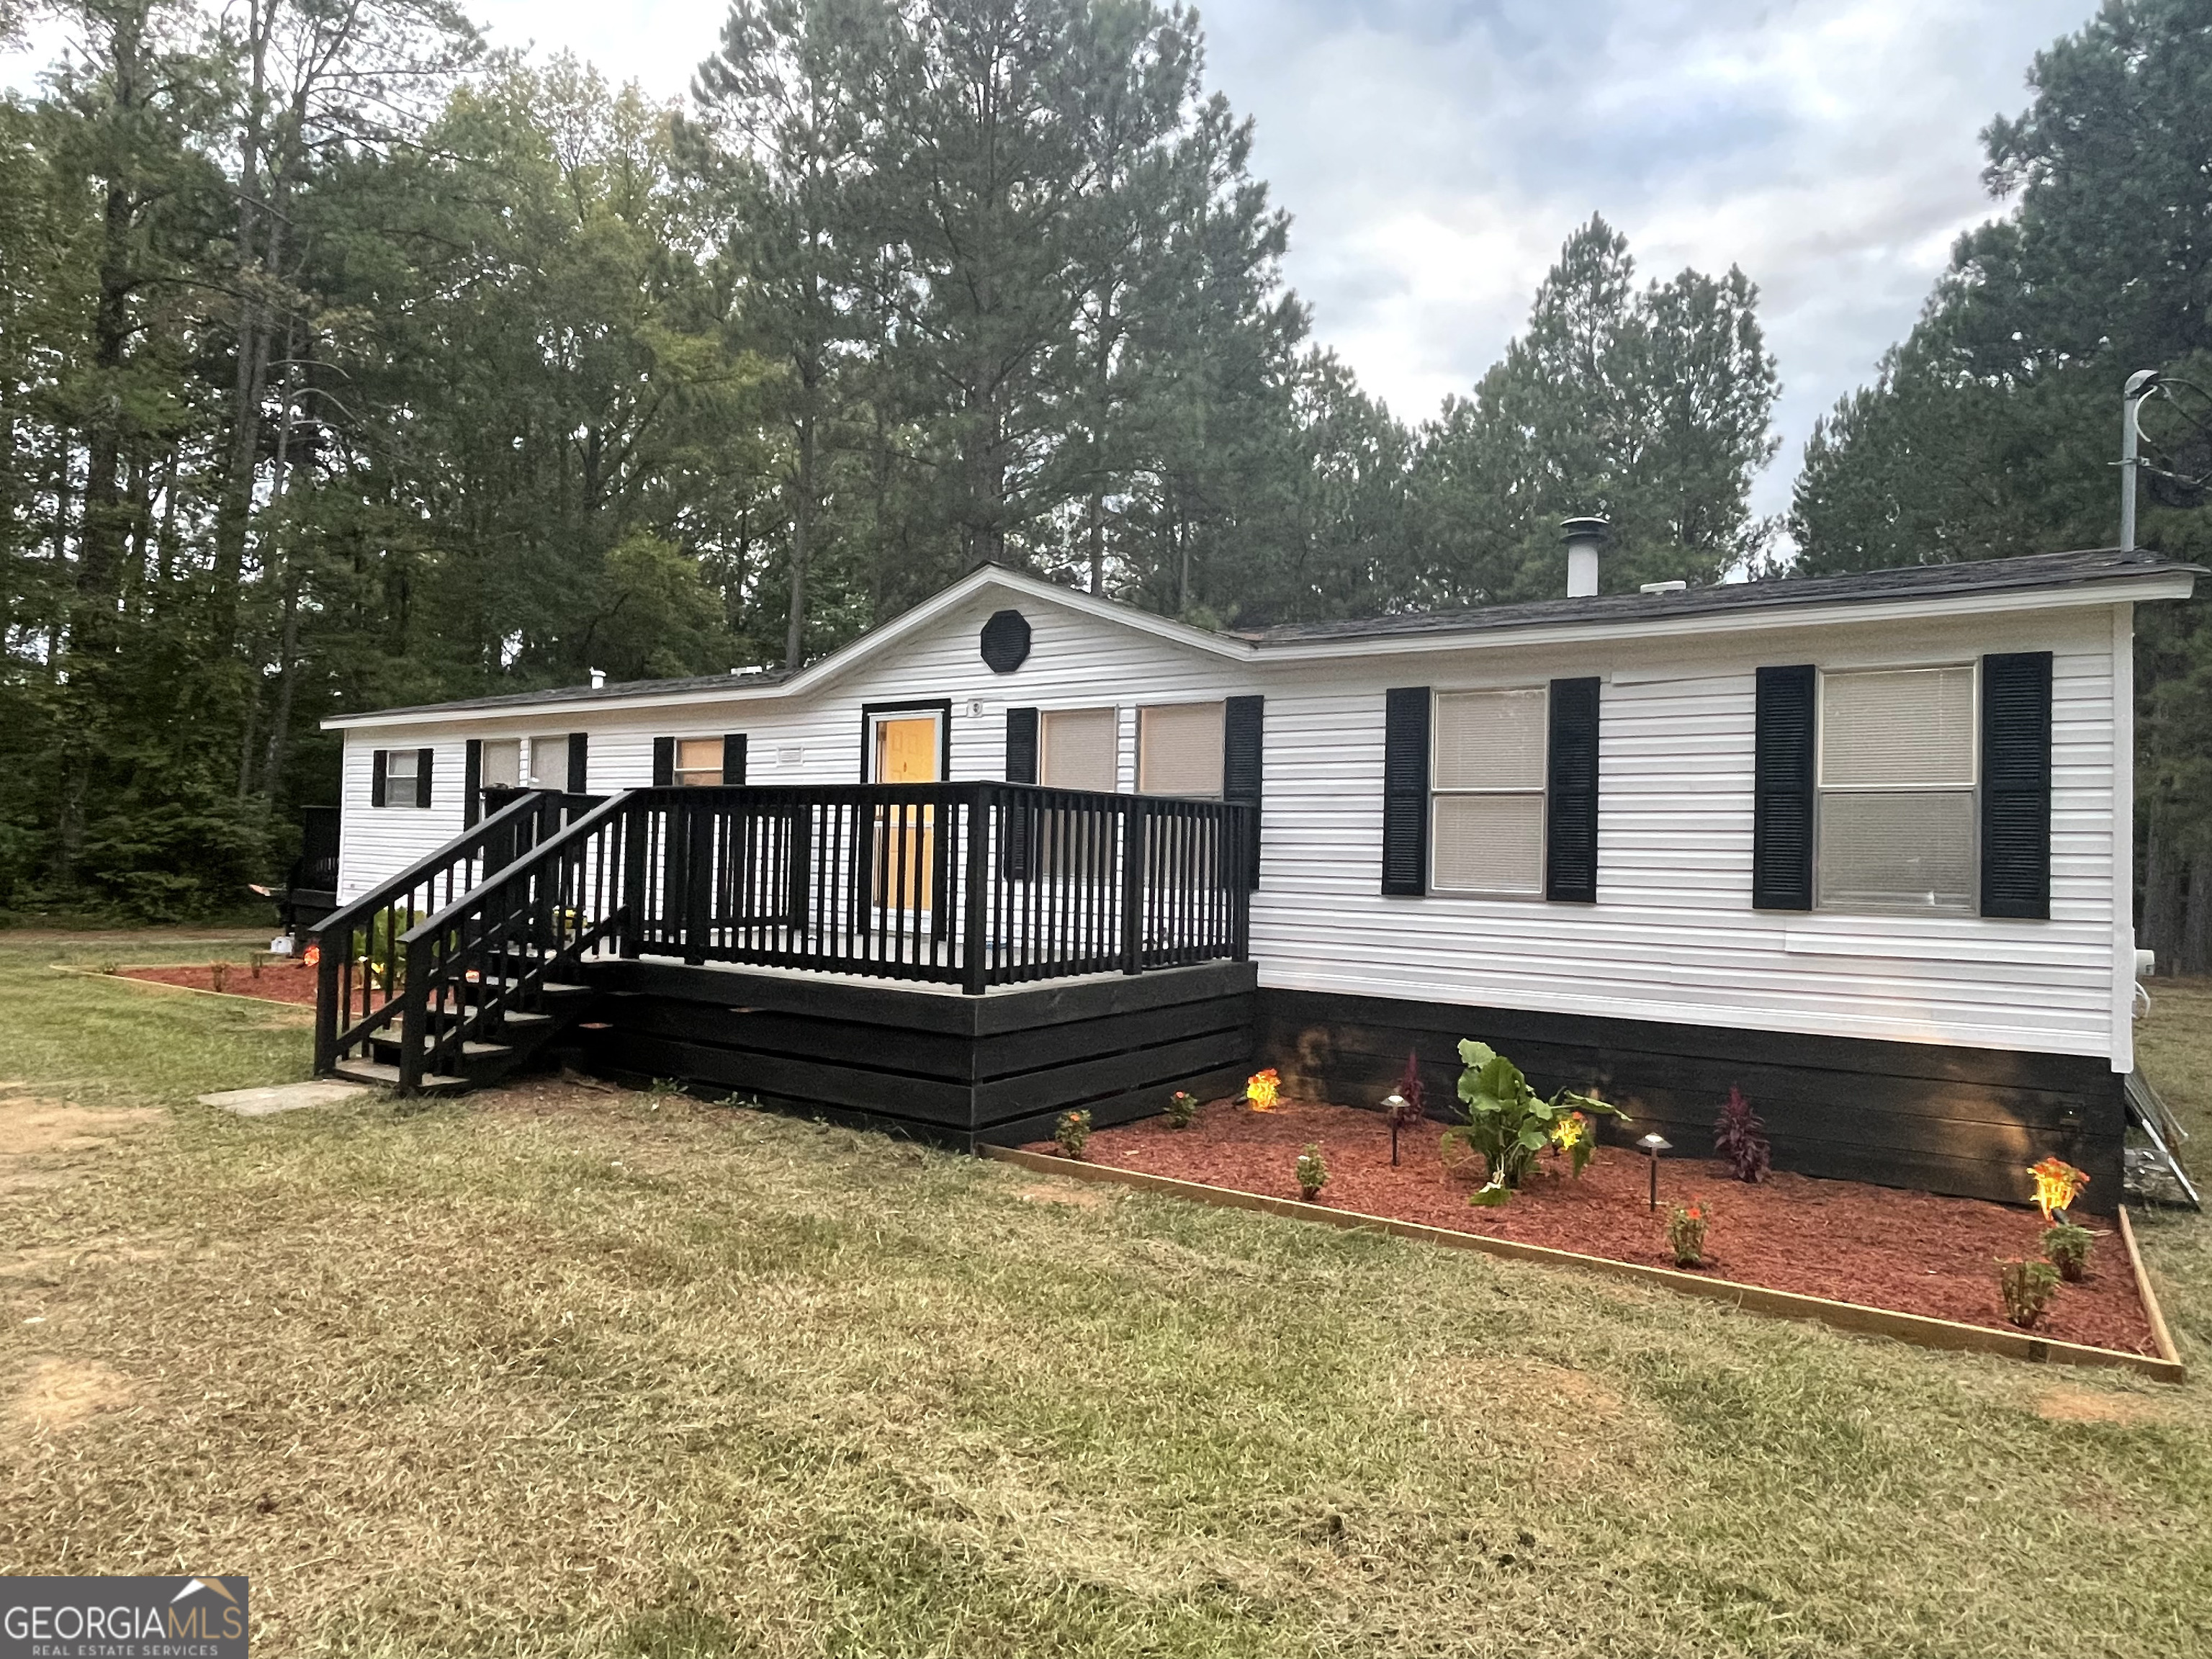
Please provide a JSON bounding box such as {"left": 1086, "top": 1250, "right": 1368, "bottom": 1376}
{"left": 1665, "top": 1201, "right": 1709, "bottom": 1268}
{"left": 1998, "top": 1258, "right": 2062, "bottom": 1328}
{"left": 1295, "top": 1143, "right": 1329, "bottom": 1201}
{"left": 1444, "top": 1040, "right": 1626, "bottom": 1207}
{"left": 2041, "top": 1220, "right": 2095, "bottom": 1282}
{"left": 1165, "top": 1090, "right": 1200, "bottom": 1130}
{"left": 1054, "top": 1110, "right": 1092, "bottom": 1159}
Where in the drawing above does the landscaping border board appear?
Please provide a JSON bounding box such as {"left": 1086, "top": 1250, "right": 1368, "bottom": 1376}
{"left": 48, "top": 963, "right": 315, "bottom": 1013}
{"left": 2118, "top": 1205, "right": 2185, "bottom": 1373}
{"left": 983, "top": 1146, "right": 2185, "bottom": 1382}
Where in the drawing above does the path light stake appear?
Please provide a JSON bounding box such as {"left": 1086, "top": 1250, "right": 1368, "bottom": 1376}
{"left": 1382, "top": 1092, "right": 1407, "bottom": 1166}
{"left": 1640, "top": 1132, "right": 1672, "bottom": 1212}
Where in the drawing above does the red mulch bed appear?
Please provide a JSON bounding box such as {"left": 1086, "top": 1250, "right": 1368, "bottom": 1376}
{"left": 1029, "top": 1100, "right": 2157, "bottom": 1355}
{"left": 115, "top": 961, "right": 320, "bottom": 1007}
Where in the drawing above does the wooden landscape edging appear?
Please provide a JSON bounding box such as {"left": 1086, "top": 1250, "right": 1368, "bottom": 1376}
{"left": 983, "top": 1146, "right": 2186, "bottom": 1383}
{"left": 47, "top": 963, "right": 313, "bottom": 1015}
{"left": 2118, "top": 1205, "right": 2185, "bottom": 1374}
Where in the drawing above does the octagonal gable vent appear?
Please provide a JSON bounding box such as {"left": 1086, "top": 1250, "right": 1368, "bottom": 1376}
{"left": 980, "top": 608, "right": 1031, "bottom": 673}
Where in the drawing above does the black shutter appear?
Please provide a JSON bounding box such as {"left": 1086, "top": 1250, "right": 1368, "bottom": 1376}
{"left": 1000, "top": 707, "right": 1038, "bottom": 881}
{"left": 463, "top": 739, "right": 482, "bottom": 828}
{"left": 1382, "top": 687, "right": 1430, "bottom": 896}
{"left": 1005, "top": 707, "right": 1038, "bottom": 783}
{"left": 1753, "top": 665, "right": 1816, "bottom": 910}
{"left": 1223, "top": 694, "right": 1264, "bottom": 890}
{"left": 370, "top": 749, "right": 387, "bottom": 808}
{"left": 1545, "top": 677, "right": 1601, "bottom": 902}
{"left": 1982, "top": 651, "right": 2053, "bottom": 919}
{"left": 415, "top": 747, "right": 434, "bottom": 809}
{"left": 566, "top": 732, "right": 588, "bottom": 793}
{"left": 652, "top": 736, "right": 675, "bottom": 787}
{"left": 723, "top": 733, "right": 747, "bottom": 786}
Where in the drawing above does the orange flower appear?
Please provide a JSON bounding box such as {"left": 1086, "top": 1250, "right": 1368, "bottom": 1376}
{"left": 1246, "top": 1068, "right": 1281, "bottom": 1111}
{"left": 2027, "top": 1156, "right": 2089, "bottom": 1221}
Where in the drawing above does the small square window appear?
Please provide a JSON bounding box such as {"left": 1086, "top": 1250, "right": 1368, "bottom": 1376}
{"left": 1816, "top": 665, "right": 1978, "bottom": 913}
{"left": 1138, "top": 703, "right": 1223, "bottom": 796}
{"left": 528, "top": 735, "right": 567, "bottom": 788}
{"left": 1041, "top": 708, "right": 1118, "bottom": 792}
{"left": 480, "top": 739, "right": 521, "bottom": 791}
{"left": 674, "top": 738, "right": 723, "bottom": 788}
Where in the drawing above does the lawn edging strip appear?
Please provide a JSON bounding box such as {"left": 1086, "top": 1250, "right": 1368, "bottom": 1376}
{"left": 984, "top": 1145, "right": 2185, "bottom": 1383}
{"left": 2119, "top": 1205, "right": 2186, "bottom": 1373}
{"left": 48, "top": 962, "right": 314, "bottom": 1012}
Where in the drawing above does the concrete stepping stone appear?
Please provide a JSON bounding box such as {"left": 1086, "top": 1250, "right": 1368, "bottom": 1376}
{"left": 197, "top": 1080, "right": 370, "bottom": 1118}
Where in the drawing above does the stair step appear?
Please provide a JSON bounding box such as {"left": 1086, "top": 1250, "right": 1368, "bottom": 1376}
{"left": 369, "top": 1037, "right": 514, "bottom": 1066}
{"left": 472, "top": 978, "right": 590, "bottom": 998}
{"left": 332, "top": 1060, "right": 468, "bottom": 1092}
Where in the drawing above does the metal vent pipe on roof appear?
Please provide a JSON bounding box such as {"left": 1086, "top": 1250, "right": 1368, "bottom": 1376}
{"left": 1561, "top": 516, "right": 1609, "bottom": 598}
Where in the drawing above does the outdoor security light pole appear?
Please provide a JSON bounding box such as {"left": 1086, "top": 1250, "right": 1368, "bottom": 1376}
{"left": 2121, "top": 370, "right": 2161, "bottom": 551}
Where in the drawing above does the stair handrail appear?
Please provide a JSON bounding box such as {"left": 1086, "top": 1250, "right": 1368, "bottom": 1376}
{"left": 393, "top": 790, "right": 636, "bottom": 1089}
{"left": 312, "top": 789, "right": 556, "bottom": 1074}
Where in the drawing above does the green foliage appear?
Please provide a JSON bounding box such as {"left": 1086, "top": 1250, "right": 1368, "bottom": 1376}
{"left": 2041, "top": 1221, "right": 2096, "bottom": 1283}
{"left": 1295, "top": 1143, "right": 1328, "bottom": 1201}
{"left": 1997, "top": 1258, "right": 2062, "bottom": 1328}
{"left": 1164, "top": 1090, "right": 1199, "bottom": 1130}
{"left": 1053, "top": 1109, "right": 1092, "bottom": 1159}
{"left": 1445, "top": 1039, "right": 1626, "bottom": 1208}
{"left": 1665, "top": 1202, "right": 1709, "bottom": 1269}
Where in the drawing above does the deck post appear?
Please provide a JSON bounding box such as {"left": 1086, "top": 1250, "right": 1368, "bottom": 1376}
{"left": 1232, "top": 803, "right": 1252, "bottom": 961}
{"left": 397, "top": 935, "right": 429, "bottom": 1094}
{"left": 683, "top": 800, "right": 711, "bottom": 966}
{"left": 962, "top": 786, "right": 989, "bottom": 995}
{"left": 1121, "top": 798, "right": 1148, "bottom": 976}
{"left": 313, "top": 920, "right": 341, "bottom": 1074}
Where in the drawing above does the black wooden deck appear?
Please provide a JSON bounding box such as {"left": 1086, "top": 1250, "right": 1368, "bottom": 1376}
{"left": 577, "top": 956, "right": 1258, "bottom": 1149}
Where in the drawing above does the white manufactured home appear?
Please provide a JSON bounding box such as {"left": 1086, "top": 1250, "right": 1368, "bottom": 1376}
{"left": 315, "top": 544, "right": 2198, "bottom": 1211}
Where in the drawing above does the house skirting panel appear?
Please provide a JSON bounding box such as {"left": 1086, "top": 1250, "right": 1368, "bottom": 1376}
{"left": 575, "top": 957, "right": 1257, "bottom": 1151}
{"left": 1256, "top": 988, "right": 2123, "bottom": 1213}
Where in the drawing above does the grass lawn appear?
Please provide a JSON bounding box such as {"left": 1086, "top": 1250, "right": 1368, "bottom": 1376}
{"left": 2, "top": 928, "right": 2208, "bottom": 1656}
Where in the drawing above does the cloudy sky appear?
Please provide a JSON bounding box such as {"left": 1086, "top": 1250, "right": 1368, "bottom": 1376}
{"left": 6, "top": 0, "right": 2094, "bottom": 516}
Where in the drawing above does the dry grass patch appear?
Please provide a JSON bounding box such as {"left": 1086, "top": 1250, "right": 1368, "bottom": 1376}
{"left": 5, "top": 1357, "right": 135, "bottom": 1437}
{"left": 2033, "top": 1385, "right": 2172, "bottom": 1427}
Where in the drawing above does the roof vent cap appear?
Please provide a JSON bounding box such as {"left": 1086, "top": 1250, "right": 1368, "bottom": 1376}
{"left": 1639, "top": 580, "right": 1687, "bottom": 595}
{"left": 1560, "top": 516, "right": 1609, "bottom": 598}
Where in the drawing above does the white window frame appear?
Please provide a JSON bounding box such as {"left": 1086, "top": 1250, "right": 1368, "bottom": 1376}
{"left": 381, "top": 747, "right": 423, "bottom": 809}
{"left": 1813, "top": 661, "right": 1980, "bottom": 916}
{"left": 1429, "top": 685, "right": 1549, "bottom": 900}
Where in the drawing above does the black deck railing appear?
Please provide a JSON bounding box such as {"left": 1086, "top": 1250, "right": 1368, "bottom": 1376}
{"left": 313, "top": 783, "right": 1251, "bottom": 1089}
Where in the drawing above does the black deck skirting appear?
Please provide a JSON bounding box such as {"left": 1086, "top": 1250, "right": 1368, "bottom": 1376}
{"left": 1256, "top": 988, "right": 2124, "bottom": 1213}
{"left": 575, "top": 957, "right": 1258, "bottom": 1151}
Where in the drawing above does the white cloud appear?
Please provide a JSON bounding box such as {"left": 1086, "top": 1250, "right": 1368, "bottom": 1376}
{"left": 6, "top": 0, "right": 2098, "bottom": 516}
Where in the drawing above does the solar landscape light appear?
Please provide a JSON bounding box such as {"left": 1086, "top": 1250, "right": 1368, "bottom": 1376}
{"left": 1640, "top": 1131, "right": 1673, "bottom": 1211}
{"left": 1381, "top": 1092, "right": 1408, "bottom": 1166}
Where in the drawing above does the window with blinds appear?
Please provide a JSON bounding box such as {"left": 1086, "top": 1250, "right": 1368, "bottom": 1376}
{"left": 481, "top": 739, "right": 521, "bottom": 790}
{"left": 1430, "top": 688, "right": 1547, "bottom": 895}
{"left": 527, "top": 735, "right": 565, "bottom": 788}
{"left": 1817, "top": 665, "right": 1977, "bottom": 912}
{"left": 1041, "top": 707, "right": 1119, "bottom": 791}
{"left": 1138, "top": 702, "right": 1223, "bottom": 796}
{"left": 674, "top": 737, "right": 723, "bottom": 787}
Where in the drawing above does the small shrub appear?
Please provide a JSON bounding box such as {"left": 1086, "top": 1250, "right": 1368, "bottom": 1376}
{"left": 1385, "top": 1052, "right": 1426, "bottom": 1165}
{"left": 1998, "top": 1258, "right": 2062, "bottom": 1328}
{"left": 1295, "top": 1143, "right": 1328, "bottom": 1201}
{"left": 207, "top": 961, "right": 230, "bottom": 994}
{"left": 1165, "top": 1090, "right": 1200, "bottom": 1130}
{"left": 1665, "top": 1201, "right": 1709, "bottom": 1268}
{"left": 1054, "top": 1110, "right": 1093, "bottom": 1159}
{"left": 1713, "top": 1086, "right": 1770, "bottom": 1183}
{"left": 2041, "top": 1221, "right": 2095, "bottom": 1282}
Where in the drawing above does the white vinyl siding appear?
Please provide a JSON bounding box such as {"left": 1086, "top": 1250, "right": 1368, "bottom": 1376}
{"left": 333, "top": 590, "right": 2129, "bottom": 1065}
{"left": 1138, "top": 702, "right": 1223, "bottom": 796}
{"left": 1431, "top": 687, "right": 1546, "bottom": 896}
{"left": 1817, "top": 665, "right": 1977, "bottom": 913}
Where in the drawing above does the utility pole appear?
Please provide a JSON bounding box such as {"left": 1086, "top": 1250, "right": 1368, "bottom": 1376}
{"left": 2121, "top": 369, "right": 2161, "bottom": 550}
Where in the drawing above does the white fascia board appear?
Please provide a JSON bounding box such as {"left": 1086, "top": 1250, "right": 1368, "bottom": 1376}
{"left": 1246, "top": 575, "right": 2198, "bottom": 665}
{"left": 323, "top": 567, "right": 1256, "bottom": 732}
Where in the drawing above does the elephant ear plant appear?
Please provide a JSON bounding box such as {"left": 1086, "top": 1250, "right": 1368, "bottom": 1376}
{"left": 1445, "top": 1040, "right": 1626, "bottom": 1207}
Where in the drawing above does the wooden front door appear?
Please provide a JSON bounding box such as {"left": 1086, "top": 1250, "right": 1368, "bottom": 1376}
{"left": 870, "top": 712, "right": 943, "bottom": 918}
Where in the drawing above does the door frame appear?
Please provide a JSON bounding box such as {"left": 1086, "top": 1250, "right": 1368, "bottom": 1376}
{"left": 860, "top": 698, "right": 953, "bottom": 782}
